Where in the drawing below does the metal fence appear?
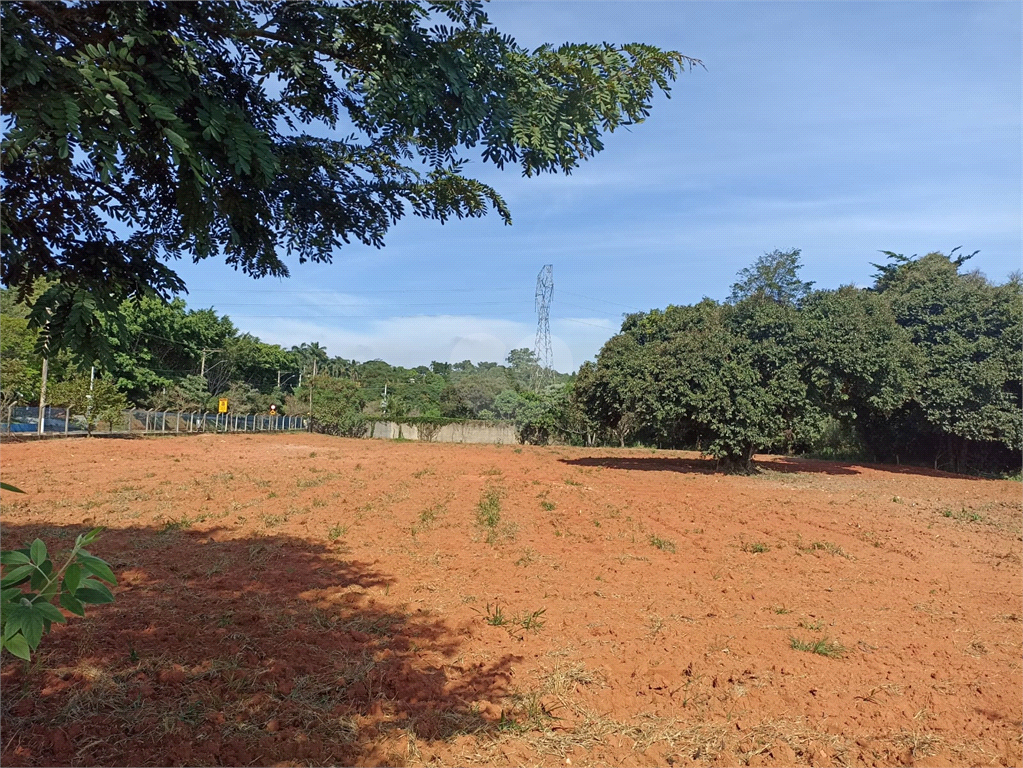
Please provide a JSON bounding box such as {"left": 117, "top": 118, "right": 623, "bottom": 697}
{"left": 2, "top": 406, "right": 307, "bottom": 436}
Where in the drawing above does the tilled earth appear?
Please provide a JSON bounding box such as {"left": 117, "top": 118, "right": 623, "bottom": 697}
{"left": 1, "top": 433, "right": 1020, "bottom": 767}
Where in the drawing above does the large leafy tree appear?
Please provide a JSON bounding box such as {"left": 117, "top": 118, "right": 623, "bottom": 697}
{"left": 1, "top": 0, "right": 698, "bottom": 363}
{"left": 867, "top": 251, "right": 1022, "bottom": 471}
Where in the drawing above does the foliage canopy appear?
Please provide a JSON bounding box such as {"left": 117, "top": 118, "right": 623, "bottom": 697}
{"left": 1, "top": 0, "right": 698, "bottom": 364}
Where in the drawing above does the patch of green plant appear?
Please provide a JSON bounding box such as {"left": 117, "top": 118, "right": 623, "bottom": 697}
{"left": 328, "top": 523, "right": 348, "bottom": 541}
{"left": 481, "top": 603, "right": 507, "bottom": 627}
{"left": 808, "top": 540, "right": 849, "bottom": 558}
{"left": 798, "top": 618, "right": 825, "bottom": 631}
{"left": 649, "top": 534, "right": 676, "bottom": 553}
{"left": 260, "top": 513, "right": 289, "bottom": 528}
{"left": 160, "top": 515, "right": 194, "bottom": 533}
{"left": 790, "top": 636, "right": 844, "bottom": 658}
{"left": 742, "top": 541, "right": 770, "bottom": 554}
{"left": 516, "top": 608, "right": 546, "bottom": 632}
{"left": 940, "top": 507, "right": 984, "bottom": 523}
{"left": 1, "top": 528, "right": 116, "bottom": 661}
{"left": 540, "top": 500, "right": 556, "bottom": 512}
{"left": 564, "top": 478, "right": 582, "bottom": 487}
{"left": 476, "top": 488, "right": 503, "bottom": 543}
{"left": 772, "top": 606, "right": 792, "bottom": 615}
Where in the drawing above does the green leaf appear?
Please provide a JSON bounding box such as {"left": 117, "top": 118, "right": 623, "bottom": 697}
{"left": 59, "top": 592, "right": 85, "bottom": 617}
{"left": 3, "top": 633, "right": 31, "bottom": 661}
{"left": 78, "top": 555, "right": 117, "bottom": 586}
{"left": 33, "top": 602, "right": 67, "bottom": 625}
{"left": 1, "top": 565, "right": 35, "bottom": 588}
{"left": 0, "top": 482, "right": 25, "bottom": 493}
{"left": 75, "top": 580, "right": 114, "bottom": 604}
{"left": 22, "top": 610, "right": 44, "bottom": 649}
{"left": 29, "top": 560, "right": 53, "bottom": 592}
{"left": 78, "top": 528, "right": 104, "bottom": 546}
{"left": 3, "top": 609, "right": 24, "bottom": 638}
{"left": 29, "top": 540, "right": 47, "bottom": 566}
{"left": 0, "top": 551, "right": 31, "bottom": 566}
{"left": 1, "top": 587, "right": 23, "bottom": 603}
{"left": 63, "top": 563, "right": 82, "bottom": 594}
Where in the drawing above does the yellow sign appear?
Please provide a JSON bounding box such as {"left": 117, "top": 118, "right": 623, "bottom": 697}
{"left": 218, "top": 398, "right": 228, "bottom": 414}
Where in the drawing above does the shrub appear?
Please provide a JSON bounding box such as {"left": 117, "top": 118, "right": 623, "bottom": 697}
{"left": 1, "top": 527, "right": 116, "bottom": 661}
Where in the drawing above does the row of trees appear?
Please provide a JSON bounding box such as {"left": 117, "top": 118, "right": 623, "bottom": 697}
{"left": 3, "top": 249, "right": 1018, "bottom": 474}
{"left": 574, "top": 249, "right": 1021, "bottom": 474}
{"left": 1, "top": 285, "right": 574, "bottom": 434}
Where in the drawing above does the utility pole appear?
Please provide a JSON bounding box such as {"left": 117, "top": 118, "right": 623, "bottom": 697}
{"left": 200, "top": 348, "right": 221, "bottom": 379}
{"left": 36, "top": 357, "right": 49, "bottom": 436}
{"left": 307, "top": 359, "right": 317, "bottom": 432}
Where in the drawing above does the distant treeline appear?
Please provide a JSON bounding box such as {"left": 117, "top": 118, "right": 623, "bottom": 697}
{"left": 3, "top": 248, "right": 1019, "bottom": 475}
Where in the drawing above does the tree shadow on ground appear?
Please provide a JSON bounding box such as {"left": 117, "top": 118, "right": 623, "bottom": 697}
{"left": 559, "top": 454, "right": 983, "bottom": 479}
{"left": 0, "top": 523, "right": 521, "bottom": 767}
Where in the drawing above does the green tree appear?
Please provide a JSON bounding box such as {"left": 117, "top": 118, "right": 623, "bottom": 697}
{"left": 797, "top": 285, "right": 918, "bottom": 457}
{"left": 728, "top": 248, "right": 814, "bottom": 306}
{"left": 867, "top": 251, "right": 1022, "bottom": 471}
{"left": 2, "top": 1, "right": 698, "bottom": 363}
{"left": 293, "top": 375, "right": 366, "bottom": 437}
{"left": 46, "top": 375, "right": 129, "bottom": 434}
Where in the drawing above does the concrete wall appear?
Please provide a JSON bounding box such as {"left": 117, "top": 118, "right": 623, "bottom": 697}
{"left": 367, "top": 420, "right": 518, "bottom": 445}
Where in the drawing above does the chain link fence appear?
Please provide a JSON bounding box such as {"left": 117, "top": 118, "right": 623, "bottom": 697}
{"left": 2, "top": 406, "right": 307, "bottom": 436}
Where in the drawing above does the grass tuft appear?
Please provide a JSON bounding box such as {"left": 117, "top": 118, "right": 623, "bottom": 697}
{"left": 648, "top": 534, "right": 676, "bottom": 553}
{"left": 790, "top": 636, "right": 845, "bottom": 658}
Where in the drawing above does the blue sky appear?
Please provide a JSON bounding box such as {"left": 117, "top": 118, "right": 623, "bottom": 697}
{"left": 173, "top": 1, "right": 1022, "bottom": 373}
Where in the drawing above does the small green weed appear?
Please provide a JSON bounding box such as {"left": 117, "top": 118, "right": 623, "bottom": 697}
{"left": 540, "top": 500, "right": 556, "bottom": 512}
{"left": 940, "top": 507, "right": 984, "bottom": 523}
{"left": 772, "top": 606, "right": 792, "bottom": 615}
{"left": 328, "top": 523, "right": 348, "bottom": 541}
{"left": 260, "top": 513, "right": 289, "bottom": 528}
{"left": 808, "top": 540, "right": 849, "bottom": 558}
{"left": 649, "top": 534, "right": 676, "bottom": 554}
{"left": 476, "top": 488, "right": 503, "bottom": 543}
{"left": 799, "top": 618, "right": 825, "bottom": 631}
{"left": 160, "top": 515, "right": 194, "bottom": 533}
{"left": 482, "top": 603, "right": 507, "bottom": 626}
{"left": 790, "top": 636, "right": 844, "bottom": 658}
{"left": 742, "top": 541, "right": 770, "bottom": 554}
{"left": 516, "top": 608, "right": 546, "bottom": 632}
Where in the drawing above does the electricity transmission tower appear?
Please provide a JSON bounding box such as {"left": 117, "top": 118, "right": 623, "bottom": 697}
{"left": 532, "top": 264, "right": 554, "bottom": 391}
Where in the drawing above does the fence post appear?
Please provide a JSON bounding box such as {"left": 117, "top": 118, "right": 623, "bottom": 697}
{"left": 64, "top": 408, "right": 70, "bottom": 435}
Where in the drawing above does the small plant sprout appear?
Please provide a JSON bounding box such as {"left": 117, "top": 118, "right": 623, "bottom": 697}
{"left": 742, "top": 541, "right": 770, "bottom": 554}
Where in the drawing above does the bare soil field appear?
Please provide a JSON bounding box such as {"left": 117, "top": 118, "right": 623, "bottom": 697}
{"left": 1, "top": 433, "right": 1020, "bottom": 767}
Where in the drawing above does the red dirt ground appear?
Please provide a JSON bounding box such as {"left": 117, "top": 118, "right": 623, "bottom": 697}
{"left": 1, "top": 433, "right": 1020, "bottom": 767}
